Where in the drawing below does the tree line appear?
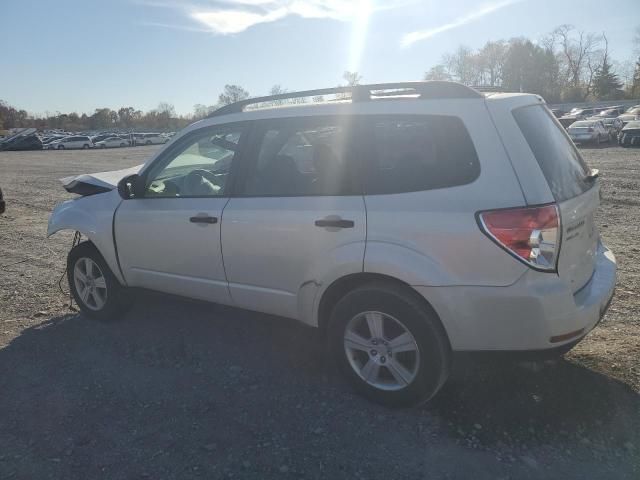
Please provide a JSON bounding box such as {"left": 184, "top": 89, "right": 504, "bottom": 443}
{"left": 424, "top": 24, "right": 640, "bottom": 103}
{"left": 2, "top": 25, "right": 639, "bottom": 131}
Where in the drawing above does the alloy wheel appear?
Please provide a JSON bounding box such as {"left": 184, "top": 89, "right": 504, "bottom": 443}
{"left": 73, "top": 257, "right": 108, "bottom": 311}
{"left": 343, "top": 311, "right": 420, "bottom": 391}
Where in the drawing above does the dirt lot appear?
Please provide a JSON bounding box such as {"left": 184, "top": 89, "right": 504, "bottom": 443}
{"left": 0, "top": 145, "right": 638, "bottom": 479}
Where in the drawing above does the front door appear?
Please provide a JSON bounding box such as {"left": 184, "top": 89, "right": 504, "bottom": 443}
{"left": 221, "top": 117, "right": 366, "bottom": 320}
{"left": 114, "top": 125, "right": 246, "bottom": 304}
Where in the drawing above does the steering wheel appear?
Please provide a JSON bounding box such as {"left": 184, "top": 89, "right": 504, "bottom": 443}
{"left": 184, "top": 169, "right": 220, "bottom": 196}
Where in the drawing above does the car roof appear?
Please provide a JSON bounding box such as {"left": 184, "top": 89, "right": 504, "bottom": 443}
{"left": 570, "top": 120, "right": 594, "bottom": 126}
{"left": 188, "top": 82, "right": 541, "bottom": 132}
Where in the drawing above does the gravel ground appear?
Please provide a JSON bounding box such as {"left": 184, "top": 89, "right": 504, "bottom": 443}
{"left": 0, "top": 145, "right": 638, "bottom": 479}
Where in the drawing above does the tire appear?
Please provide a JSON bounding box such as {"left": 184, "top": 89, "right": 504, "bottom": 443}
{"left": 67, "top": 241, "right": 132, "bottom": 321}
{"left": 100, "top": 144, "right": 106, "bottom": 148}
{"left": 120, "top": 143, "right": 126, "bottom": 147}
{"left": 145, "top": 140, "right": 152, "bottom": 145}
{"left": 58, "top": 144, "right": 65, "bottom": 149}
{"left": 83, "top": 144, "right": 90, "bottom": 149}
{"left": 328, "top": 282, "right": 451, "bottom": 407}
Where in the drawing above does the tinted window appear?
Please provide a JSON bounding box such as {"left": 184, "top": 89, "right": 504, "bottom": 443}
{"left": 240, "top": 118, "right": 358, "bottom": 196}
{"left": 513, "top": 105, "right": 592, "bottom": 202}
{"left": 363, "top": 116, "right": 480, "bottom": 194}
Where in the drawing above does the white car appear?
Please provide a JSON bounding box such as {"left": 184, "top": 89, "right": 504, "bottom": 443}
{"left": 567, "top": 120, "right": 610, "bottom": 144}
{"left": 47, "top": 135, "right": 93, "bottom": 150}
{"left": 135, "top": 133, "right": 168, "bottom": 145}
{"left": 48, "top": 82, "right": 616, "bottom": 406}
{"left": 94, "top": 136, "right": 129, "bottom": 148}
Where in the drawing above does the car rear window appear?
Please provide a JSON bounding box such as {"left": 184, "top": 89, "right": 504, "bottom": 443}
{"left": 363, "top": 115, "right": 480, "bottom": 195}
{"left": 512, "top": 105, "right": 592, "bottom": 202}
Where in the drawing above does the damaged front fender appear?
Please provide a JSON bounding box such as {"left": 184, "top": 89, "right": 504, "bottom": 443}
{"left": 48, "top": 190, "right": 126, "bottom": 285}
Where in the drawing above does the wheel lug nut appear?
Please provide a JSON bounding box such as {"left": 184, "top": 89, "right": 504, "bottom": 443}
{"left": 380, "top": 356, "right": 386, "bottom": 363}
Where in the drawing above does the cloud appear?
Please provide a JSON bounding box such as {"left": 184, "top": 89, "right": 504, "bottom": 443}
{"left": 138, "top": 0, "right": 408, "bottom": 35}
{"left": 401, "top": 0, "right": 522, "bottom": 48}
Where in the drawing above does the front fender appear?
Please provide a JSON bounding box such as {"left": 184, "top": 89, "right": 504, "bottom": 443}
{"left": 48, "top": 190, "right": 125, "bottom": 285}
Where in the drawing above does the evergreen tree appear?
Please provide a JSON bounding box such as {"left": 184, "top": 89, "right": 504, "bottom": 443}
{"left": 593, "top": 57, "right": 623, "bottom": 99}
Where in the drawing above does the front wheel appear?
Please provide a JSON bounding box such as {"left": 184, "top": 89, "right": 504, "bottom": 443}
{"left": 57, "top": 144, "right": 65, "bottom": 149}
{"left": 328, "top": 283, "right": 451, "bottom": 407}
{"left": 68, "top": 242, "right": 132, "bottom": 321}
{"left": 83, "top": 144, "right": 90, "bottom": 149}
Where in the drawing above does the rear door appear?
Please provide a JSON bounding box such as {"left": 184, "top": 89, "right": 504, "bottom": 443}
{"left": 511, "top": 104, "right": 599, "bottom": 292}
{"left": 221, "top": 116, "right": 366, "bottom": 320}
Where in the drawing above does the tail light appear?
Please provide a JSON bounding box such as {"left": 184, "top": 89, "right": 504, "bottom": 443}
{"left": 478, "top": 204, "right": 560, "bottom": 271}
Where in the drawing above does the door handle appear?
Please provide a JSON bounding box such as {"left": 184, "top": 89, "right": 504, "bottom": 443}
{"left": 314, "top": 218, "right": 354, "bottom": 229}
{"left": 190, "top": 215, "right": 218, "bottom": 224}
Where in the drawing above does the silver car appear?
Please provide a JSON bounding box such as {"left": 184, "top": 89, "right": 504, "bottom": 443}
{"left": 567, "top": 120, "right": 610, "bottom": 144}
{"left": 48, "top": 82, "right": 617, "bottom": 406}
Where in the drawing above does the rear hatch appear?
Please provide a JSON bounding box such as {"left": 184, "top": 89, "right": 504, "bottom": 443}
{"left": 512, "top": 105, "right": 599, "bottom": 293}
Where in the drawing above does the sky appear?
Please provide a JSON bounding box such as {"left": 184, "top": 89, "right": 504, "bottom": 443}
{"left": 1, "top": 0, "right": 638, "bottom": 116}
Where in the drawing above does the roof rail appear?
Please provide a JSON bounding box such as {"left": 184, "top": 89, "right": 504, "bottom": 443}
{"left": 208, "top": 81, "right": 482, "bottom": 117}
{"left": 472, "top": 85, "right": 521, "bottom": 93}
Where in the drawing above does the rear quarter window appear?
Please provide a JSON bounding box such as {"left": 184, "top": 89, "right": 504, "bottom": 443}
{"left": 363, "top": 115, "right": 480, "bottom": 195}
{"left": 513, "top": 105, "right": 592, "bottom": 202}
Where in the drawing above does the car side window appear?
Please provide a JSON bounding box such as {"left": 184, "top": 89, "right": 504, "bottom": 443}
{"left": 363, "top": 115, "right": 480, "bottom": 195}
{"left": 239, "top": 118, "right": 359, "bottom": 196}
{"left": 144, "top": 127, "right": 243, "bottom": 198}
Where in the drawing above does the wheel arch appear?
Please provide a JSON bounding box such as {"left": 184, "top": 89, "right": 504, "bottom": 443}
{"left": 48, "top": 193, "right": 126, "bottom": 285}
{"left": 316, "top": 272, "right": 450, "bottom": 347}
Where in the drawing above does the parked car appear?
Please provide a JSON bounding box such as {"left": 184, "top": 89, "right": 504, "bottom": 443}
{"left": 0, "top": 187, "right": 5, "bottom": 214}
{"left": 599, "top": 117, "right": 624, "bottom": 140}
{"left": 135, "top": 133, "right": 168, "bottom": 145}
{"left": 567, "top": 120, "right": 609, "bottom": 144}
{"left": 591, "top": 106, "right": 626, "bottom": 118}
{"left": 625, "top": 105, "right": 640, "bottom": 114}
{"left": 617, "top": 113, "right": 640, "bottom": 127}
{"left": 558, "top": 108, "right": 597, "bottom": 128}
{"left": 618, "top": 120, "right": 640, "bottom": 147}
{"left": 48, "top": 82, "right": 616, "bottom": 407}
{"left": 94, "top": 136, "right": 129, "bottom": 148}
{"left": 91, "top": 133, "right": 118, "bottom": 144}
{"left": 0, "top": 129, "right": 43, "bottom": 151}
{"left": 47, "top": 135, "right": 93, "bottom": 150}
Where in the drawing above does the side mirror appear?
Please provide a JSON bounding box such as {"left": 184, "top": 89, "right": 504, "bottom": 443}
{"left": 117, "top": 173, "right": 140, "bottom": 200}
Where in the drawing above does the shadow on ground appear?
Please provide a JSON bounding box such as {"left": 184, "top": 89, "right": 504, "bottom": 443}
{"left": 0, "top": 293, "right": 638, "bottom": 479}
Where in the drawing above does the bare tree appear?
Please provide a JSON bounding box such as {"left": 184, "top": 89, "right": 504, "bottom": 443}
{"left": 218, "top": 85, "right": 250, "bottom": 106}
{"left": 553, "top": 24, "right": 601, "bottom": 90}
{"left": 423, "top": 65, "right": 452, "bottom": 81}
{"left": 477, "top": 40, "right": 508, "bottom": 86}
{"left": 442, "top": 46, "right": 480, "bottom": 85}
{"left": 342, "top": 71, "right": 362, "bottom": 86}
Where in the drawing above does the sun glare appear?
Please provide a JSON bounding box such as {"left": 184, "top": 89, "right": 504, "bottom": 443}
{"left": 348, "top": 0, "right": 372, "bottom": 73}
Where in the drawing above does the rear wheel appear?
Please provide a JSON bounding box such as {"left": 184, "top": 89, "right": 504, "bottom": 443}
{"left": 120, "top": 142, "right": 126, "bottom": 147}
{"left": 67, "top": 242, "right": 132, "bottom": 321}
{"left": 57, "top": 144, "right": 65, "bottom": 150}
{"left": 328, "top": 283, "right": 451, "bottom": 407}
{"left": 83, "top": 144, "right": 90, "bottom": 149}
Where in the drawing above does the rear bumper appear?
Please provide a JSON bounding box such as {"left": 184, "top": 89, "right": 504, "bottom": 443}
{"left": 414, "top": 242, "right": 616, "bottom": 352}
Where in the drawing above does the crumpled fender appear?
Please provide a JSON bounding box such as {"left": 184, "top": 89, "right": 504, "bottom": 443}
{"left": 48, "top": 190, "right": 126, "bottom": 285}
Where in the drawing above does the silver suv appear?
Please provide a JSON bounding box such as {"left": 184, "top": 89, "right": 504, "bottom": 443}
{"left": 49, "top": 82, "right": 616, "bottom": 406}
